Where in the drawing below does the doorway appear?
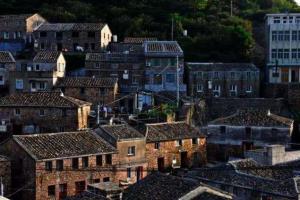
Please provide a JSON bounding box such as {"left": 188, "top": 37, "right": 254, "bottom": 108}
{"left": 180, "top": 152, "right": 188, "bottom": 168}
{"left": 136, "top": 166, "right": 143, "bottom": 181}
{"left": 157, "top": 157, "right": 164, "bottom": 172}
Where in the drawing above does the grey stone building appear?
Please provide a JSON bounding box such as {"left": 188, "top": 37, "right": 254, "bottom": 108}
{"left": 206, "top": 109, "right": 293, "bottom": 160}
{"left": 9, "top": 51, "right": 66, "bottom": 93}
{"left": 33, "top": 23, "right": 112, "bottom": 52}
{"left": 186, "top": 63, "right": 260, "bottom": 98}
{"left": 0, "top": 13, "right": 46, "bottom": 52}
{"left": 0, "top": 51, "right": 16, "bottom": 93}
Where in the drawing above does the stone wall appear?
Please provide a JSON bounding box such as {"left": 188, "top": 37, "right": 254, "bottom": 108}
{"left": 0, "top": 156, "right": 11, "bottom": 197}
{"left": 145, "top": 137, "right": 206, "bottom": 170}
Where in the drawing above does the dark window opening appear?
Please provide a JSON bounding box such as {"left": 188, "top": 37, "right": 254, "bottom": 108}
{"left": 82, "top": 157, "right": 89, "bottom": 168}
{"left": 48, "top": 185, "right": 55, "bottom": 196}
{"left": 56, "top": 160, "right": 63, "bottom": 171}
{"left": 96, "top": 155, "right": 102, "bottom": 166}
{"left": 45, "top": 161, "right": 52, "bottom": 171}
{"left": 105, "top": 154, "right": 112, "bottom": 165}
{"left": 72, "top": 158, "right": 79, "bottom": 169}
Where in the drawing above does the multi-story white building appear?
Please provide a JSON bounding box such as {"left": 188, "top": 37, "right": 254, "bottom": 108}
{"left": 266, "top": 13, "right": 300, "bottom": 83}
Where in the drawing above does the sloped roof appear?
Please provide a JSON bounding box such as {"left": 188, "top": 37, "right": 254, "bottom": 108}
{"left": 0, "top": 51, "right": 15, "bottom": 63}
{"left": 100, "top": 124, "right": 145, "bottom": 140}
{"left": 209, "top": 109, "right": 293, "bottom": 128}
{"left": 56, "top": 77, "right": 117, "bottom": 88}
{"left": 0, "top": 13, "right": 36, "bottom": 21}
{"left": 186, "top": 62, "right": 259, "bottom": 71}
{"left": 13, "top": 131, "right": 116, "bottom": 160}
{"left": 0, "top": 92, "right": 92, "bottom": 108}
{"left": 124, "top": 37, "right": 157, "bottom": 44}
{"left": 33, "top": 51, "right": 62, "bottom": 63}
{"left": 145, "top": 121, "right": 205, "bottom": 143}
{"left": 85, "top": 52, "right": 143, "bottom": 63}
{"left": 36, "top": 23, "right": 106, "bottom": 31}
{"left": 144, "top": 41, "right": 183, "bottom": 57}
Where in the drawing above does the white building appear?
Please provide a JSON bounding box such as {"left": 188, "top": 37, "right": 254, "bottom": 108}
{"left": 266, "top": 13, "right": 300, "bottom": 83}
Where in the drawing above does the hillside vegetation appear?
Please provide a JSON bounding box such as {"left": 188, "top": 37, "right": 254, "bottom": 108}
{"left": 0, "top": 0, "right": 299, "bottom": 64}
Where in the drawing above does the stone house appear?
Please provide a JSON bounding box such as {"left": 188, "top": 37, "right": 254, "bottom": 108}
{"left": 0, "top": 131, "right": 118, "bottom": 200}
{"left": 0, "top": 52, "right": 16, "bottom": 94}
{"left": 54, "top": 77, "right": 118, "bottom": 109}
{"left": 144, "top": 121, "right": 206, "bottom": 171}
{"left": 187, "top": 158, "right": 300, "bottom": 200}
{"left": 0, "top": 91, "right": 91, "bottom": 134}
{"left": 186, "top": 62, "right": 260, "bottom": 98}
{"left": 33, "top": 23, "right": 112, "bottom": 52}
{"left": 9, "top": 51, "right": 66, "bottom": 93}
{"left": 95, "top": 124, "right": 148, "bottom": 186}
{"left": 144, "top": 41, "right": 186, "bottom": 93}
{"left": 206, "top": 109, "right": 294, "bottom": 161}
{"left": 0, "top": 155, "right": 11, "bottom": 198}
{"left": 0, "top": 14, "right": 46, "bottom": 52}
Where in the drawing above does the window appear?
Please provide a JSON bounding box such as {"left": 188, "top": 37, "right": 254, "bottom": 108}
{"left": 214, "top": 72, "right": 219, "bottom": 79}
{"left": 292, "top": 31, "right": 297, "bottom": 41}
{"left": 246, "top": 71, "right": 251, "bottom": 80}
{"left": 132, "top": 76, "right": 139, "bottom": 84}
{"left": 105, "top": 154, "right": 112, "bottom": 165}
{"left": 82, "top": 157, "right": 89, "bottom": 168}
{"left": 3, "top": 32, "right": 9, "bottom": 39}
{"left": 96, "top": 155, "right": 102, "bottom": 166}
{"left": 154, "top": 74, "right": 162, "bottom": 84}
{"left": 80, "top": 87, "right": 85, "bottom": 95}
{"left": 15, "top": 79, "right": 23, "bottom": 90}
{"left": 278, "top": 31, "right": 284, "bottom": 41}
{"left": 213, "top": 85, "right": 220, "bottom": 91}
{"left": 176, "top": 140, "right": 182, "bottom": 146}
{"left": 59, "top": 184, "right": 67, "bottom": 199}
{"left": 72, "top": 31, "right": 79, "bottom": 38}
{"left": 72, "top": 158, "right": 79, "bottom": 169}
{"left": 48, "top": 185, "right": 55, "bottom": 197}
{"left": 220, "top": 126, "right": 226, "bottom": 134}
{"left": 278, "top": 49, "right": 283, "bottom": 59}
{"left": 284, "top": 31, "right": 290, "bottom": 40}
{"left": 272, "top": 31, "right": 277, "bottom": 41}
{"left": 39, "top": 82, "right": 46, "bottom": 90}
{"left": 246, "top": 85, "right": 252, "bottom": 93}
{"left": 45, "top": 161, "right": 52, "bottom": 171}
{"left": 292, "top": 49, "right": 297, "bottom": 59}
{"left": 75, "top": 181, "right": 85, "bottom": 195}
{"left": 93, "top": 179, "right": 100, "bottom": 183}
{"left": 229, "top": 85, "right": 237, "bottom": 92}
{"left": 35, "top": 64, "right": 40, "bottom": 71}
{"left": 127, "top": 168, "right": 131, "bottom": 178}
{"left": 154, "top": 142, "right": 160, "bottom": 149}
{"left": 128, "top": 146, "right": 135, "bottom": 156}
{"left": 230, "top": 72, "right": 235, "bottom": 79}
{"left": 56, "top": 160, "right": 63, "bottom": 171}
{"left": 166, "top": 74, "right": 175, "bottom": 83}
{"left": 40, "top": 31, "right": 47, "bottom": 37}
{"left": 103, "top": 177, "right": 110, "bottom": 182}
{"left": 284, "top": 49, "right": 289, "bottom": 59}
{"left": 39, "top": 109, "right": 45, "bottom": 116}
{"left": 196, "top": 84, "right": 203, "bottom": 92}
{"left": 192, "top": 138, "right": 198, "bottom": 145}
{"left": 15, "top": 108, "right": 20, "bottom": 116}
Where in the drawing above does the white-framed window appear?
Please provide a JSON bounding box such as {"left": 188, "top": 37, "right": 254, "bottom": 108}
{"left": 16, "top": 79, "right": 23, "bottom": 89}
{"left": 192, "top": 138, "right": 199, "bottom": 145}
{"left": 3, "top": 32, "right": 9, "bottom": 39}
{"left": 246, "top": 85, "right": 253, "bottom": 93}
{"left": 175, "top": 140, "right": 182, "bottom": 147}
{"left": 128, "top": 146, "right": 135, "bottom": 156}
{"left": 15, "top": 108, "right": 20, "bottom": 116}
{"left": 196, "top": 84, "right": 203, "bottom": 92}
{"left": 39, "top": 82, "right": 46, "bottom": 90}
{"left": 213, "top": 85, "right": 220, "bottom": 91}
{"left": 229, "top": 85, "right": 237, "bottom": 92}
{"left": 31, "top": 82, "right": 36, "bottom": 90}
{"left": 271, "top": 49, "right": 277, "bottom": 59}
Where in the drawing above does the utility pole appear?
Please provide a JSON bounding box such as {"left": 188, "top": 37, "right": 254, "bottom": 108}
{"left": 176, "top": 56, "right": 180, "bottom": 108}
{"left": 171, "top": 17, "right": 174, "bottom": 41}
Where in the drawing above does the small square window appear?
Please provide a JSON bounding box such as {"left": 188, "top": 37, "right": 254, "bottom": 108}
{"left": 82, "top": 157, "right": 89, "bottom": 168}
{"left": 93, "top": 179, "right": 100, "bottom": 183}
{"left": 103, "top": 177, "right": 110, "bottom": 182}
{"left": 154, "top": 142, "right": 160, "bottom": 149}
{"left": 176, "top": 140, "right": 182, "bottom": 146}
{"left": 56, "top": 160, "right": 63, "bottom": 171}
{"left": 128, "top": 146, "right": 135, "bottom": 156}
{"left": 105, "top": 154, "right": 112, "bottom": 165}
{"left": 39, "top": 109, "right": 45, "bottom": 116}
{"left": 192, "top": 138, "right": 198, "bottom": 145}
{"left": 72, "top": 158, "right": 79, "bottom": 169}
{"left": 45, "top": 161, "right": 52, "bottom": 171}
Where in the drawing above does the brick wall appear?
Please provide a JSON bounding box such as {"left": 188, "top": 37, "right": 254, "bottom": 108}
{"left": 146, "top": 137, "right": 206, "bottom": 170}
{"left": 0, "top": 157, "right": 11, "bottom": 197}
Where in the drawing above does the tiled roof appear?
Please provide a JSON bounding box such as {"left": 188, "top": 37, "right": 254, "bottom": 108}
{"left": 0, "top": 14, "right": 36, "bottom": 21}
{"left": 144, "top": 41, "right": 183, "bottom": 57}
{"left": 0, "top": 51, "right": 15, "bottom": 63}
{"left": 85, "top": 52, "right": 143, "bottom": 63}
{"left": 13, "top": 131, "right": 116, "bottom": 160}
{"left": 187, "top": 159, "right": 300, "bottom": 198}
{"left": 33, "top": 51, "right": 62, "bottom": 63}
{"left": 36, "top": 23, "right": 106, "bottom": 31}
{"left": 56, "top": 77, "right": 117, "bottom": 88}
{"left": 209, "top": 109, "right": 293, "bottom": 127}
{"left": 192, "top": 192, "right": 230, "bottom": 200}
{"left": 124, "top": 173, "right": 199, "bottom": 200}
{"left": 100, "top": 124, "right": 145, "bottom": 140}
{"left": 64, "top": 192, "right": 107, "bottom": 200}
{"left": 0, "top": 155, "right": 9, "bottom": 161}
{"left": 186, "top": 62, "right": 259, "bottom": 71}
{"left": 124, "top": 37, "right": 157, "bottom": 44}
{"left": 145, "top": 121, "right": 205, "bottom": 143}
{"left": 0, "top": 92, "right": 92, "bottom": 108}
